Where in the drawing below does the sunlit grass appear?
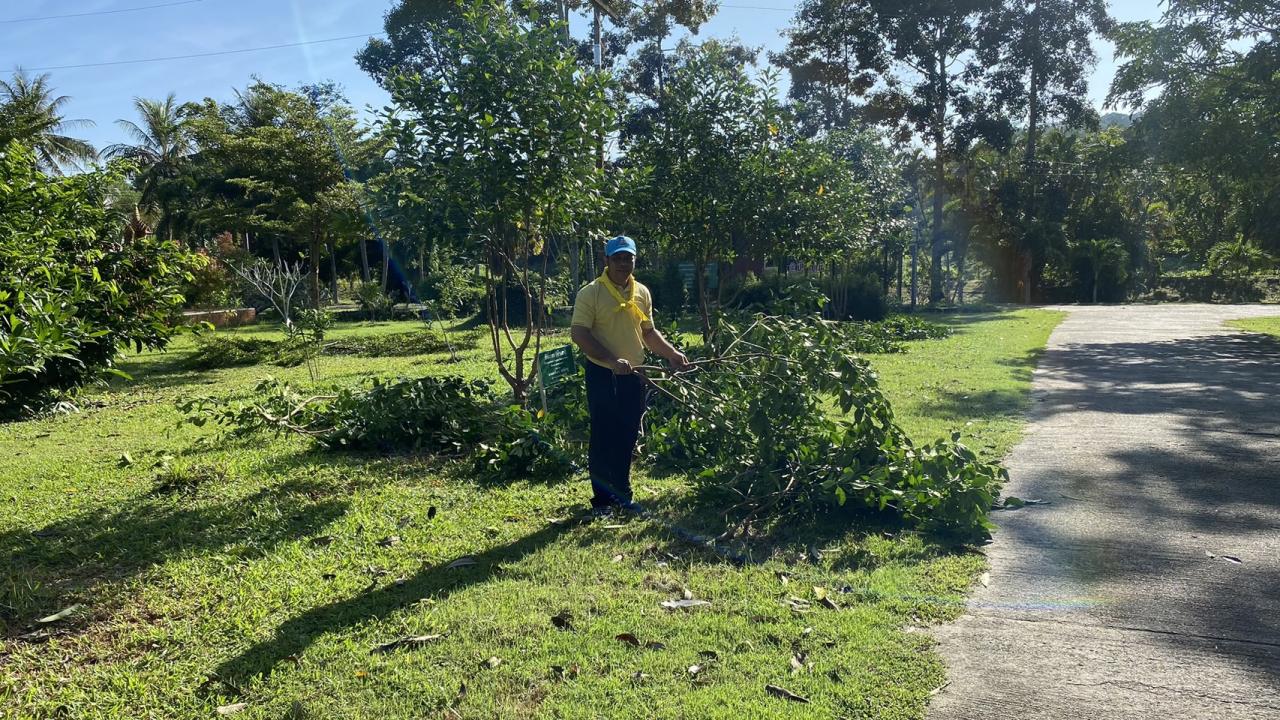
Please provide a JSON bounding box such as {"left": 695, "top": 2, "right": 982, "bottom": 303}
{"left": 0, "top": 309, "right": 1062, "bottom": 719}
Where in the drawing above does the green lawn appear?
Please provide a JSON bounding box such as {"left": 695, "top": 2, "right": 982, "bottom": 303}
{"left": 1227, "top": 316, "right": 1280, "bottom": 339}
{"left": 0, "top": 309, "right": 1061, "bottom": 719}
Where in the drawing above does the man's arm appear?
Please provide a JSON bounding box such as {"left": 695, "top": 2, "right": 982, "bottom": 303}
{"left": 642, "top": 327, "right": 690, "bottom": 371}
{"left": 571, "top": 325, "right": 633, "bottom": 374}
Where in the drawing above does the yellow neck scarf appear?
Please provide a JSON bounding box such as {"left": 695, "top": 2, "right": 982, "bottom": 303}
{"left": 600, "top": 270, "right": 648, "bottom": 325}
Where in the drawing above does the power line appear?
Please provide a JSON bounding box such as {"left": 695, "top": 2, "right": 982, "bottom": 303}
{"left": 21, "top": 31, "right": 386, "bottom": 72}
{"left": 0, "top": 0, "right": 204, "bottom": 24}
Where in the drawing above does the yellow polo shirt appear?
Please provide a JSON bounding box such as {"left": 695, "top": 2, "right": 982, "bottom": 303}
{"left": 571, "top": 275, "right": 654, "bottom": 368}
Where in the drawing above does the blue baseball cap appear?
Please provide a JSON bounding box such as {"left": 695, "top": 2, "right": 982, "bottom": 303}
{"left": 605, "top": 235, "right": 637, "bottom": 257}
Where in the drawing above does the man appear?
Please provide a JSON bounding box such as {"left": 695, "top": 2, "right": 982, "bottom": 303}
{"left": 570, "top": 235, "right": 689, "bottom": 514}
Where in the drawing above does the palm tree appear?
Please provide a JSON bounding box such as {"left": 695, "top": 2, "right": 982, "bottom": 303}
{"left": 1078, "top": 237, "right": 1129, "bottom": 303}
{"left": 103, "top": 94, "right": 194, "bottom": 241}
{"left": 0, "top": 70, "right": 97, "bottom": 174}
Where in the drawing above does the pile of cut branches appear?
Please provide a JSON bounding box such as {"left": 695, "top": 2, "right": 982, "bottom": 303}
{"left": 637, "top": 314, "right": 1002, "bottom": 541}
{"left": 178, "top": 376, "right": 572, "bottom": 481}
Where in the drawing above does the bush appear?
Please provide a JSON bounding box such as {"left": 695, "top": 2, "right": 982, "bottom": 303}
{"left": 324, "top": 329, "right": 481, "bottom": 357}
{"left": 0, "top": 143, "right": 201, "bottom": 414}
{"left": 877, "top": 315, "right": 951, "bottom": 342}
{"left": 179, "top": 375, "right": 572, "bottom": 480}
{"left": 186, "top": 336, "right": 279, "bottom": 370}
{"left": 824, "top": 272, "right": 887, "bottom": 321}
{"left": 1156, "top": 270, "right": 1263, "bottom": 303}
{"left": 355, "top": 282, "right": 394, "bottom": 321}
{"left": 635, "top": 263, "right": 689, "bottom": 314}
{"left": 722, "top": 272, "right": 777, "bottom": 311}
{"left": 423, "top": 263, "right": 486, "bottom": 318}
{"left": 181, "top": 250, "right": 238, "bottom": 309}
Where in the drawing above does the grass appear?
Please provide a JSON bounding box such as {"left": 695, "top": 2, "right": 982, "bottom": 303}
{"left": 0, "top": 309, "right": 1062, "bottom": 720}
{"left": 1227, "top": 316, "right": 1280, "bottom": 339}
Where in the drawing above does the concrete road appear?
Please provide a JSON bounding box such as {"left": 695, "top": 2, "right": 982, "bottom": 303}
{"left": 929, "top": 305, "right": 1280, "bottom": 720}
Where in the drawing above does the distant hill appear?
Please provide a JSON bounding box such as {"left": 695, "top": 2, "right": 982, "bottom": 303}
{"left": 1100, "top": 112, "right": 1134, "bottom": 129}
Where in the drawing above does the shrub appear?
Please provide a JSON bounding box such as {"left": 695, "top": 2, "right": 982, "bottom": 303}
{"left": 186, "top": 336, "right": 280, "bottom": 370}
{"left": 824, "top": 272, "right": 887, "bottom": 321}
{"left": 635, "top": 263, "right": 689, "bottom": 314}
{"left": 179, "top": 375, "right": 572, "bottom": 480}
{"left": 0, "top": 142, "right": 201, "bottom": 414}
{"left": 181, "top": 250, "right": 238, "bottom": 309}
{"left": 324, "top": 329, "right": 481, "bottom": 357}
{"left": 640, "top": 314, "right": 1002, "bottom": 541}
{"left": 423, "top": 263, "right": 486, "bottom": 318}
{"left": 355, "top": 282, "right": 394, "bottom": 321}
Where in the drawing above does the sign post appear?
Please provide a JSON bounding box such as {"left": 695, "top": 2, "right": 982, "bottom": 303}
{"left": 536, "top": 345, "right": 576, "bottom": 415}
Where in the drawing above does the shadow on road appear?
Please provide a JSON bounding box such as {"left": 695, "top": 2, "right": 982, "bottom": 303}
{"left": 988, "top": 328, "right": 1280, "bottom": 682}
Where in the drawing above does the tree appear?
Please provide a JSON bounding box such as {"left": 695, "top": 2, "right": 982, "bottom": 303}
{"left": 980, "top": 0, "right": 1110, "bottom": 165}
{"left": 0, "top": 142, "right": 200, "bottom": 414}
{"left": 186, "top": 81, "right": 366, "bottom": 307}
{"left": 0, "top": 71, "right": 97, "bottom": 174}
{"left": 621, "top": 40, "right": 776, "bottom": 338}
{"left": 775, "top": 0, "right": 1003, "bottom": 304}
{"left": 1109, "top": 0, "right": 1280, "bottom": 258}
{"left": 376, "top": 1, "right": 613, "bottom": 404}
{"left": 103, "top": 94, "right": 195, "bottom": 242}
{"left": 1076, "top": 237, "right": 1128, "bottom": 303}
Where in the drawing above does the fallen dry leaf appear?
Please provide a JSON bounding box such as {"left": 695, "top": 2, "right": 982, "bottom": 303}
{"left": 687, "top": 664, "right": 703, "bottom": 677}
{"left": 371, "top": 635, "right": 443, "bottom": 654}
{"left": 377, "top": 535, "right": 402, "bottom": 548}
{"left": 979, "top": 572, "right": 991, "bottom": 587}
{"left": 36, "top": 605, "right": 81, "bottom": 624}
{"left": 644, "top": 641, "right": 666, "bottom": 650}
{"left": 446, "top": 556, "right": 478, "bottom": 570}
{"left": 215, "top": 703, "right": 247, "bottom": 715}
{"left": 765, "top": 684, "right": 810, "bottom": 703}
{"left": 819, "top": 596, "right": 839, "bottom": 610}
{"left": 483, "top": 656, "right": 502, "bottom": 669}
{"left": 615, "top": 632, "right": 641, "bottom": 647}
{"left": 611, "top": 554, "right": 624, "bottom": 563}
{"left": 661, "top": 598, "right": 711, "bottom": 610}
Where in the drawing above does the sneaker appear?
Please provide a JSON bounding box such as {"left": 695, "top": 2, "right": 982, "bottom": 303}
{"left": 618, "top": 501, "right": 647, "bottom": 517}
{"left": 587, "top": 506, "right": 616, "bottom": 520}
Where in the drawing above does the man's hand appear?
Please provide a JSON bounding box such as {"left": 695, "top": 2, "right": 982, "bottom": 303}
{"left": 670, "top": 351, "right": 692, "bottom": 372}
{"left": 612, "top": 358, "right": 634, "bottom": 375}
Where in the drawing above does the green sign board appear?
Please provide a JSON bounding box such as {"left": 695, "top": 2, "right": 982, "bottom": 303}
{"left": 537, "top": 345, "right": 576, "bottom": 390}
{"left": 676, "top": 261, "right": 719, "bottom": 291}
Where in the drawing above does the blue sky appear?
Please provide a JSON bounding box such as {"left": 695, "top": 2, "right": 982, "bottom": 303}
{"left": 1, "top": 0, "right": 1161, "bottom": 153}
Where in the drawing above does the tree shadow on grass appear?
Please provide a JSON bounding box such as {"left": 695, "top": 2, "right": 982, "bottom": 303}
{"left": 0, "top": 476, "right": 349, "bottom": 637}
{"left": 208, "top": 520, "right": 573, "bottom": 691}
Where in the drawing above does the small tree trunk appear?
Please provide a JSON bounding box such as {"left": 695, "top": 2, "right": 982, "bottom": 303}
{"left": 381, "top": 239, "right": 392, "bottom": 293}
{"left": 696, "top": 258, "right": 711, "bottom": 344}
{"left": 929, "top": 52, "right": 948, "bottom": 305}
{"left": 272, "top": 236, "right": 282, "bottom": 268}
{"left": 310, "top": 234, "right": 323, "bottom": 309}
{"left": 327, "top": 239, "right": 339, "bottom": 304}
{"left": 359, "top": 237, "right": 370, "bottom": 283}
